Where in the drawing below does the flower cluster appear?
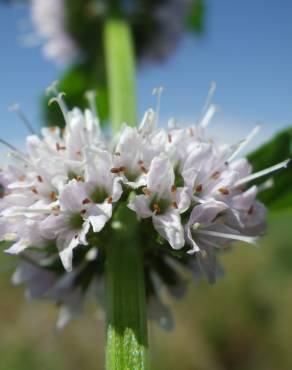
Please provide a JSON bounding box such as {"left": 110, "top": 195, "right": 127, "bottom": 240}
{"left": 0, "top": 84, "right": 288, "bottom": 328}
{"left": 29, "top": 0, "right": 199, "bottom": 65}
{"left": 31, "top": 0, "right": 78, "bottom": 64}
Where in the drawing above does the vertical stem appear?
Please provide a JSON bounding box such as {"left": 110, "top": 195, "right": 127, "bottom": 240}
{"left": 106, "top": 206, "right": 149, "bottom": 369}
{"left": 104, "top": 16, "right": 137, "bottom": 132}
{"left": 103, "top": 16, "right": 149, "bottom": 370}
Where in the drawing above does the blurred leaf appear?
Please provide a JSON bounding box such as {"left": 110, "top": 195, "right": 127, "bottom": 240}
{"left": 43, "top": 61, "right": 108, "bottom": 128}
{"left": 187, "top": 0, "right": 205, "bottom": 34}
{"left": 247, "top": 127, "right": 292, "bottom": 209}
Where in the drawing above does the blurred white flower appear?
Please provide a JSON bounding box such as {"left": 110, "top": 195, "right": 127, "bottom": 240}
{"left": 30, "top": 0, "right": 78, "bottom": 64}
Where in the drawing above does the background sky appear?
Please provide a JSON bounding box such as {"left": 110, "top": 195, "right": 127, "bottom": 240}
{"left": 1, "top": 0, "right": 292, "bottom": 158}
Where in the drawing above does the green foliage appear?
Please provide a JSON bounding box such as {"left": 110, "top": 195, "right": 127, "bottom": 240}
{"left": 248, "top": 127, "right": 292, "bottom": 209}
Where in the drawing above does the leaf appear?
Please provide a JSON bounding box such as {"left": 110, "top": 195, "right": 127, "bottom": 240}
{"left": 247, "top": 127, "right": 292, "bottom": 209}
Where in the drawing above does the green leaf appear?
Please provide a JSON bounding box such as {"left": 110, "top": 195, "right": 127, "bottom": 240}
{"left": 247, "top": 127, "right": 292, "bottom": 209}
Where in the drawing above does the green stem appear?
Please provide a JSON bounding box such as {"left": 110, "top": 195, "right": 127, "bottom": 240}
{"left": 103, "top": 16, "right": 149, "bottom": 370}
{"left": 104, "top": 16, "right": 137, "bottom": 132}
{"left": 106, "top": 206, "right": 149, "bottom": 369}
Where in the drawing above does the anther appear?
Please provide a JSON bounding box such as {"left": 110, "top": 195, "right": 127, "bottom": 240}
{"left": 140, "top": 165, "right": 148, "bottom": 174}
{"left": 31, "top": 187, "right": 38, "bottom": 194}
{"left": 195, "top": 184, "right": 203, "bottom": 193}
{"left": 171, "top": 185, "right": 177, "bottom": 193}
{"left": 51, "top": 206, "right": 60, "bottom": 215}
{"left": 82, "top": 198, "right": 91, "bottom": 205}
{"left": 49, "top": 191, "right": 57, "bottom": 201}
{"left": 218, "top": 187, "right": 229, "bottom": 195}
{"left": 211, "top": 171, "right": 220, "bottom": 180}
{"left": 152, "top": 203, "right": 161, "bottom": 214}
{"left": 56, "top": 143, "right": 66, "bottom": 151}
{"left": 37, "top": 175, "right": 43, "bottom": 183}
{"left": 142, "top": 187, "right": 151, "bottom": 196}
{"left": 107, "top": 196, "right": 113, "bottom": 204}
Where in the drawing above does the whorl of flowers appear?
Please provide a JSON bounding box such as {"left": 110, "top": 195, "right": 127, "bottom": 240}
{"left": 31, "top": 0, "right": 78, "bottom": 64}
{"left": 30, "top": 0, "right": 200, "bottom": 65}
{"left": 0, "top": 83, "right": 289, "bottom": 328}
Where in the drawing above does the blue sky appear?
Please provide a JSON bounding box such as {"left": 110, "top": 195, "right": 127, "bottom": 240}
{"left": 1, "top": 0, "right": 292, "bottom": 157}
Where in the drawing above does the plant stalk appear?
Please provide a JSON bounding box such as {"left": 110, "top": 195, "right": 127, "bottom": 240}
{"left": 106, "top": 206, "right": 149, "bottom": 369}
{"left": 104, "top": 16, "right": 137, "bottom": 131}
{"left": 103, "top": 16, "right": 149, "bottom": 370}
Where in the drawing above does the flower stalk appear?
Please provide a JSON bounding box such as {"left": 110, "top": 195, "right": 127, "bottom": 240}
{"left": 104, "top": 15, "right": 149, "bottom": 369}
{"left": 106, "top": 205, "right": 149, "bottom": 369}
{"left": 104, "top": 16, "right": 137, "bottom": 131}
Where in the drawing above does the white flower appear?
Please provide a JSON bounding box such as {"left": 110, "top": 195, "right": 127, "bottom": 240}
{"left": 1, "top": 83, "right": 289, "bottom": 328}
{"left": 185, "top": 200, "right": 258, "bottom": 282}
{"left": 128, "top": 155, "right": 187, "bottom": 249}
{"left": 40, "top": 179, "right": 111, "bottom": 271}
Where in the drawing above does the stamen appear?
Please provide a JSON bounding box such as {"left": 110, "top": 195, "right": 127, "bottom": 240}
{"left": 211, "top": 171, "right": 220, "bottom": 180}
{"left": 171, "top": 185, "right": 177, "bottom": 193}
{"left": 107, "top": 196, "right": 113, "bottom": 204}
{"left": 198, "top": 81, "right": 216, "bottom": 126}
{"left": 228, "top": 125, "right": 262, "bottom": 162}
{"left": 52, "top": 206, "right": 61, "bottom": 215}
{"left": 47, "top": 81, "right": 69, "bottom": 126}
{"left": 199, "top": 104, "right": 217, "bottom": 128}
{"left": 196, "top": 229, "right": 258, "bottom": 245}
{"left": 195, "top": 184, "right": 203, "bottom": 193}
{"left": 49, "top": 191, "right": 57, "bottom": 201}
{"left": 0, "top": 138, "right": 23, "bottom": 154}
{"left": 168, "top": 133, "right": 172, "bottom": 143}
{"left": 218, "top": 187, "right": 229, "bottom": 195}
{"left": 258, "top": 178, "right": 274, "bottom": 192}
{"left": 56, "top": 142, "right": 66, "bottom": 151}
{"left": 37, "top": 175, "right": 43, "bottom": 183}
{"left": 9, "top": 103, "right": 37, "bottom": 135}
{"left": 80, "top": 209, "right": 87, "bottom": 215}
{"left": 139, "top": 164, "right": 148, "bottom": 174}
{"left": 172, "top": 201, "right": 178, "bottom": 209}
{"left": 85, "top": 90, "right": 98, "bottom": 120}
{"left": 31, "top": 187, "right": 38, "bottom": 194}
{"left": 152, "top": 203, "right": 161, "bottom": 214}
{"left": 234, "top": 159, "right": 290, "bottom": 187}
{"left": 152, "top": 86, "right": 164, "bottom": 126}
{"left": 142, "top": 187, "right": 151, "bottom": 196}
{"left": 82, "top": 198, "right": 91, "bottom": 205}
